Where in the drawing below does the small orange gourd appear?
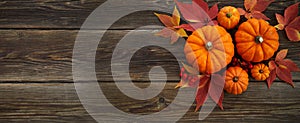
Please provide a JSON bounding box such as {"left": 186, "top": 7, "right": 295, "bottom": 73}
{"left": 225, "top": 67, "right": 249, "bottom": 95}
{"left": 184, "top": 25, "right": 234, "bottom": 74}
{"left": 251, "top": 64, "right": 270, "bottom": 81}
{"left": 217, "top": 6, "right": 240, "bottom": 29}
{"left": 235, "top": 18, "right": 279, "bottom": 62}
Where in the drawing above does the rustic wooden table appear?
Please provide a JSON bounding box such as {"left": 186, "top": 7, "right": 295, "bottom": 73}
{"left": 0, "top": 0, "right": 299, "bottom": 122}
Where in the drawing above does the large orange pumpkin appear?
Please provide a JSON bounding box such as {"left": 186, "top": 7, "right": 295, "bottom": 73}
{"left": 235, "top": 18, "right": 279, "bottom": 62}
{"left": 225, "top": 66, "right": 249, "bottom": 95}
{"left": 184, "top": 25, "right": 234, "bottom": 74}
{"left": 217, "top": 6, "right": 240, "bottom": 29}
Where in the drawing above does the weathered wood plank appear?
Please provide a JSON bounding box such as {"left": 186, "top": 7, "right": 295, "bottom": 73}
{"left": 0, "top": 82, "right": 298, "bottom": 122}
{"left": 0, "top": 0, "right": 298, "bottom": 29}
{"left": 0, "top": 30, "right": 299, "bottom": 82}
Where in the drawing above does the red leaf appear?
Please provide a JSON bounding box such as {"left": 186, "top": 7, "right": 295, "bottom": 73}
{"left": 275, "top": 13, "right": 286, "bottom": 26}
{"left": 278, "top": 59, "right": 300, "bottom": 72}
{"left": 244, "top": 0, "right": 257, "bottom": 11}
{"left": 269, "top": 60, "right": 277, "bottom": 71}
{"left": 195, "top": 79, "right": 209, "bottom": 111}
{"left": 193, "top": 0, "right": 209, "bottom": 12}
{"left": 276, "top": 66, "right": 295, "bottom": 88}
{"left": 267, "top": 70, "right": 276, "bottom": 89}
{"left": 208, "top": 3, "right": 219, "bottom": 19}
{"left": 237, "top": 8, "right": 246, "bottom": 15}
{"left": 253, "top": 0, "right": 275, "bottom": 12}
{"left": 251, "top": 11, "right": 270, "bottom": 20}
{"left": 275, "top": 49, "right": 288, "bottom": 61}
{"left": 288, "top": 16, "right": 300, "bottom": 30}
{"left": 285, "top": 16, "right": 300, "bottom": 41}
{"left": 285, "top": 27, "right": 300, "bottom": 42}
{"left": 208, "top": 74, "right": 225, "bottom": 110}
{"left": 284, "top": 2, "right": 299, "bottom": 25}
{"left": 175, "top": 0, "right": 217, "bottom": 27}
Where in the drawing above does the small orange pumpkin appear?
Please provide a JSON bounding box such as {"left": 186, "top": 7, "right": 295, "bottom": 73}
{"left": 225, "top": 66, "right": 249, "bottom": 95}
{"left": 184, "top": 25, "right": 234, "bottom": 74}
{"left": 235, "top": 18, "right": 279, "bottom": 62}
{"left": 251, "top": 64, "right": 270, "bottom": 81}
{"left": 217, "top": 6, "right": 240, "bottom": 29}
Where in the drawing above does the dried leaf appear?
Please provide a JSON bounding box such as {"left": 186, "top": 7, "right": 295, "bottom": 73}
{"left": 275, "top": 49, "right": 288, "bottom": 61}
{"left": 284, "top": 2, "right": 299, "bottom": 24}
{"left": 269, "top": 60, "right": 277, "bottom": 71}
{"left": 267, "top": 70, "right": 276, "bottom": 89}
{"left": 208, "top": 3, "right": 219, "bottom": 19}
{"left": 278, "top": 59, "right": 300, "bottom": 72}
{"left": 175, "top": 0, "right": 218, "bottom": 29}
{"left": 154, "top": 13, "right": 174, "bottom": 27}
{"left": 208, "top": 74, "right": 225, "bottom": 110}
{"left": 154, "top": 7, "right": 187, "bottom": 44}
{"left": 285, "top": 27, "right": 300, "bottom": 42}
{"left": 182, "top": 62, "right": 199, "bottom": 75}
{"left": 237, "top": 8, "right": 246, "bottom": 15}
{"left": 195, "top": 79, "right": 209, "bottom": 111}
{"left": 275, "top": 13, "right": 286, "bottom": 26}
{"left": 276, "top": 66, "right": 294, "bottom": 88}
{"left": 253, "top": 0, "right": 275, "bottom": 12}
{"left": 240, "top": 0, "right": 273, "bottom": 20}
{"left": 285, "top": 16, "right": 300, "bottom": 42}
{"left": 251, "top": 11, "right": 270, "bottom": 20}
{"left": 244, "top": 0, "right": 257, "bottom": 11}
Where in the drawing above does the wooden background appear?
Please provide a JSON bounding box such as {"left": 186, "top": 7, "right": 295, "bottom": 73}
{"left": 0, "top": 0, "right": 300, "bottom": 122}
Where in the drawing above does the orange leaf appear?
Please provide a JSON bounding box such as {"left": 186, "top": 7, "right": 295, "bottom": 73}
{"left": 154, "top": 13, "right": 174, "bottom": 27}
{"left": 237, "top": 8, "right": 246, "bottom": 15}
{"left": 275, "top": 13, "right": 286, "bottom": 26}
{"left": 251, "top": 11, "right": 270, "bottom": 20}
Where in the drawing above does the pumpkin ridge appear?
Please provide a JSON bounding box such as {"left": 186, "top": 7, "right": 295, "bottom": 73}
{"left": 209, "top": 52, "right": 222, "bottom": 73}
{"left": 248, "top": 19, "right": 260, "bottom": 35}
{"left": 263, "top": 40, "right": 278, "bottom": 51}
{"left": 253, "top": 44, "right": 264, "bottom": 62}
{"left": 240, "top": 45, "right": 256, "bottom": 61}
{"left": 241, "top": 22, "right": 257, "bottom": 36}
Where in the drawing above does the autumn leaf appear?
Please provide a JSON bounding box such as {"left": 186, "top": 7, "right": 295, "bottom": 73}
{"left": 238, "top": 0, "right": 274, "bottom": 20}
{"left": 267, "top": 49, "right": 300, "bottom": 88}
{"left": 175, "top": 0, "right": 218, "bottom": 31}
{"left": 154, "top": 6, "right": 188, "bottom": 44}
{"left": 275, "top": 2, "right": 300, "bottom": 42}
{"left": 195, "top": 74, "right": 224, "bottom": 111}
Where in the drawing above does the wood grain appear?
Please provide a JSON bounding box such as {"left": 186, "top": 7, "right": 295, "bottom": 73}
{"left": 0, "top": 30, "right": 299, "bottom": 82}
{"left": 0, "top": 82, "right": 298, "bottom": 122}
{"left": 0, "top": 0, "right": 298, "bottom": 29}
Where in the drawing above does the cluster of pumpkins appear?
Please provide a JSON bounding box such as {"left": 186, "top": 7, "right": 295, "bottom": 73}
{"left": 184, "top": 6, "right": 279, "bottom": 95}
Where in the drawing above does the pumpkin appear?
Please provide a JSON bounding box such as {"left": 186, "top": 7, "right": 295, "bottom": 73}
{"left": 235, "top": 18, "right": 279, "bottom": 62}
{"left": 225, "top": 66, "right": 249, "bottom": 95}
{"left": 251, "top": 63, "right": 270, "bottom": 81}
{"left": 217, "top": 6, "right": 240, "bottom": 29}
{"left": 184, "top": 25, "right": 234, "bottom": 74}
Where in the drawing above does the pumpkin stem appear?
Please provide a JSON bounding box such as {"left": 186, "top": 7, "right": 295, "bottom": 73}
{"left": 255, "top": 36, "right": 264, "bottom": 43}
{"left": 226, "top": 13, "right": 232, "bottom": 18}
{"left": 233, "top": 76, "right": 239, "bottom": 82}
{"left": 205, "top": 41, "right": 213, "bottom": 51}
{"left": 259, "top": 69, "right": 264, "bottom": 73}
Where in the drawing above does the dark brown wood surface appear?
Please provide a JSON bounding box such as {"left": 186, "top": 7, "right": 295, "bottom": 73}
{"left": 0, "top": 0, "right": 299, "bottom": 122}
